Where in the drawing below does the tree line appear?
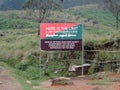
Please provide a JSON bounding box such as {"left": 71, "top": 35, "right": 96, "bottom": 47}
{"left": 0, "top": 0, "right": 119, "bottom": 30}
{"left": 23, "top": 0, "right": 120, "bottom": 30}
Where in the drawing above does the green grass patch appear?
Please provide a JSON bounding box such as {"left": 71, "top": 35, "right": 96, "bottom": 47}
{"left": 0, "top": 62, "right": 42, "bottom": 90}
{"left": 105, "top": 77, "right": 120, "bottom": 82}
{"left": 87, "top": 80, "right": 112, "bottom": 85}
{"left": 66, "top": 4, "right": 116, "bottom": 27}
{"left": 0, "top": 16, "right": 38, "bottom": 29}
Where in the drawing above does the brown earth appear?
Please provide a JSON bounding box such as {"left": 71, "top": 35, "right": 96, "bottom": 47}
{"left": 0, "top": 67, "right": 120, "bottom": 90}
{"left": 0, "top": 68, "right": 23, "bottom": 90}
{"left": 33, "top": 73, "right": 120, "bottom": 90}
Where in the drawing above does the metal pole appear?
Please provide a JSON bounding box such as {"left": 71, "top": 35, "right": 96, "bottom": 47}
{"left": 39, "top": 23, "right": 43, "bottom": 80}
{"left": 45, "top": 52, "right": 49, "bottom": 75}
{"left": 39, "top": 49, "right": 42, "bottom": 80}
{"left": 81, "top": 24, "right": 84, "bottom": 76}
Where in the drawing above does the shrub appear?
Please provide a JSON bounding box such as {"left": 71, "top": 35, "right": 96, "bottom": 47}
{"left": 13, "top": 66, "right": 40, "bottom": 80}
{"left": 7, "top": 58, "right": 19, "bottom": 67}
{"left": 15, "top": 60, "right": 29, "bottom": 71}
{"left": 97, "top": 52, "right": 112, "bottom": 61}
{"left": 24, "top": 66, "right": 40, "bottom": 80}
{"left": 26, "top": 51, "right": 39, "bottom": 66}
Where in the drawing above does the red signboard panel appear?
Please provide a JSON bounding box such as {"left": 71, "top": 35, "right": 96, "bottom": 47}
{"left": 40, "top": 23, "right": 83, "bottom": 51}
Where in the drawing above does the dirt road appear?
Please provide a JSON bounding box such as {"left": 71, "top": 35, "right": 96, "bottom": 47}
{"left": 33, "top": 75, "right": 120, "bottom": 90}
{"left": 0, "top": 68, "right": 23, "bottom": 90}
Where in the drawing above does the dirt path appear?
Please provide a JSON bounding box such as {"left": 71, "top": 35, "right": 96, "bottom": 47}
{"left": 33, "top": 76, "right": 120, "bottom": 90}
{"left": 0, "top": 68, "right": 23, "bottom": 90}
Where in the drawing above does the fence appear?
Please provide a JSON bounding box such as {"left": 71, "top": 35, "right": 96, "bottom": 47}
{"left": 84, "top": 50, "right": 120, "bottom": 73}
{"left": 39, "top": 50, "right": 120, "bottom": 77}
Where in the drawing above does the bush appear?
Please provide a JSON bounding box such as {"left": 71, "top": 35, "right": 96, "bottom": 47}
{"left": 97, "top": 52, "right": 112, "bottom": 61}
{"left": 26, "top": 51, "right": 39, "bottom": 66}
{"left": 13, "top": 66, "right": 40, "bottom": 80}
{"left": 25, "top": 66, "right": 40, "bottom": 80}
{"left": 7, "top": 58, "right": 19, "bottom": 67}
{"left": 85, "top": 41, "right": 96, "bottom": 50}
{"left": 15, "top": 60, "right": 29, "bottom": 71}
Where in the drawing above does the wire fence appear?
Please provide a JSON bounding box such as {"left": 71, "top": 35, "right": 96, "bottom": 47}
{"left": 40, "top": 50, "right": 120, "bottom": 76}
{"left": 84, "top": 50, "right": 120, "bottom": 73}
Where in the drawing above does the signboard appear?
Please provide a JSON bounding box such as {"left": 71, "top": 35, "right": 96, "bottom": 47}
{"left": 40, "top": 23, "right": 83, "bottom": 51}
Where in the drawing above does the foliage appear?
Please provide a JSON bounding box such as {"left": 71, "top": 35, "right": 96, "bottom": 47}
{"left": 104, "top": 0, "right": 120, "bottom": 30}
{"left": 52, "top": 79, "right": 73, "bottom": 85}
{"left": 97, "top": 52, "right": 113, "bottom": 61}
{"left": 85, "top": 41, "right": 96, "bottom": 50}
{"left": 24, "top": 66, "right": 40, "bottom": 80}
{"left": 15, "top": 60, "right": 30, "bottom": 70}
{"left": 23, "top": 0, "right": 62, "bottom": 23}
{"left": 0, "top": 15, "right": 38, "bottom": 29}
{"left": 105, "top": 77, "right": 120, "bottom": 82}
{"left": 89, "top": 59, "right": 97, "bottom": 74}
{"left": 87, "top": 80, "right": 112, "bottom": 85}
{"left": 14, "top": 66, "right": 40, "bottom": 80}
{"left": 7, "top": 58, "right": 19, "bottom": 66}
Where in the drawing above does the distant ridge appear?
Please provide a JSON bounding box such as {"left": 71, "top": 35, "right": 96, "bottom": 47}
{"left": 0, "top": 0, "right": 103, "bottom": 10}
{"left": 0, "top": 0, "right": 26, "bottom": 10}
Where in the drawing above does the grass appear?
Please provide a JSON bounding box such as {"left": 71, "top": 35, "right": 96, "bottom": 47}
{"left": 0, "top": 62, "right": 42, "bottom": 90}
{"left": 105, "top": 77, "right": 120, "bottom": 82}
{"left": 0, "top": 11, "right": 38, "bottom": 29}
{"left": 87, "top": 80, "right": 112, "bottom": 85}
{"left": 66, "top": 4, "right": 116, "bottom": 27}
{"left": 87, "top": 76, "right": 120, "bottom": 86}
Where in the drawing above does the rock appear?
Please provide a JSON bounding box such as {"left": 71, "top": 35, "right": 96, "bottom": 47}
{"left": 51, "top": 77, "right": 73, "bottom": 86}
{"left": 0, "top": 81, "right": 3, "bottom": 85}
{"left": 26, "top": 80, "right": 32, "bottom": 85}
{"left": 91, "top": 72, "right": 108, "bottom": 80}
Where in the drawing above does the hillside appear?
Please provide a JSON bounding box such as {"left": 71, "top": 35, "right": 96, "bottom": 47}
{"left": 0, "top": 4, "right": 119, "bottom": 46}
{"left": 0, "top": 10, "right": 38, "bottom": 29}
{"left": 0, "top": 4, "right": 119, "bottom": 44}
{"left": 0, "top": 4, "right": 120, "bottom": 90}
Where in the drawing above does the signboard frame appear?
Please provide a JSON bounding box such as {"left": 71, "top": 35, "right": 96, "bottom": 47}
{"left": 39, "top": 23, "right": 84, "bottom": 78}
{"left": 40, "top": 23, "right": 83, "bottom": 51}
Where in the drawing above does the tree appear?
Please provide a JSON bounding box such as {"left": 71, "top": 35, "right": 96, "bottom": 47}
{"left": 104, "top": 0, "right": 120, "bottom": 30}
{"left": 23, "top": 0, "right": 63, "bottom": 23}
{"left": 23, "top": 0, "right": 65, "bottom": 75}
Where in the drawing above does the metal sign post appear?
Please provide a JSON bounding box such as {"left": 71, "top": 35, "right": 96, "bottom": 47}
{"left": 81, "top": 24, "right": 84, "bottom": 76}
{"left": 39, "top": 24, "right": 42, "bottom": 80}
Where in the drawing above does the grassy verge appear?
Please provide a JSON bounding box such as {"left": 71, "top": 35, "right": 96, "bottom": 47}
{"left": 0, "top": 62, "right": 43, "bottom": 90}
{"left": 87, "top": 80, "right": 112, "bottom": 85}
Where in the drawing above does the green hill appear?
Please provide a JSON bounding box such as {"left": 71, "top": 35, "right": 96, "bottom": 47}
{"left": 0, "top": 11, "right": 38, "bottom": 29}
{"left": 0, "top": 4, "right": 118, "bottom": 41}
{"left": 0, "top": 4, "right": 120, "bottom": 90}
